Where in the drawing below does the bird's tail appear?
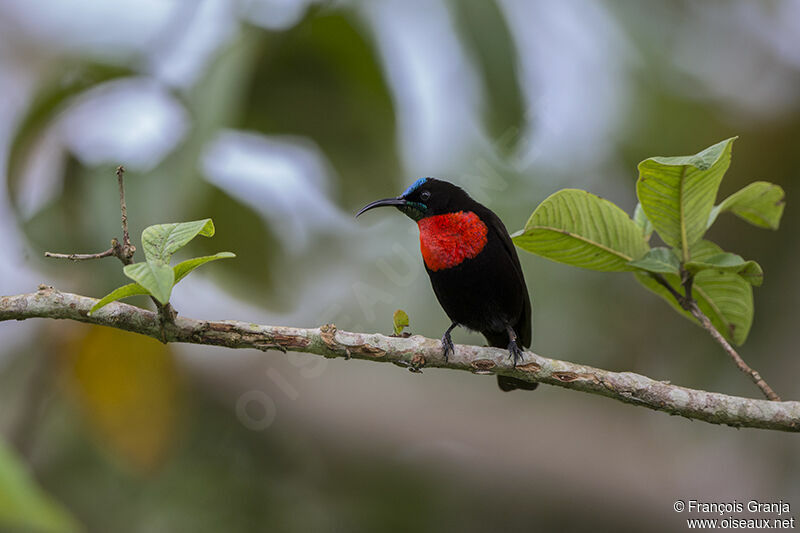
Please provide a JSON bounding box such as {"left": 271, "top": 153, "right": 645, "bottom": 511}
{"left": 497, "top": 375, "right": 538, "bottom": 392}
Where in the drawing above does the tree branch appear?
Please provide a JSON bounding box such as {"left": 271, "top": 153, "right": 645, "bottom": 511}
{"left": 2, "top": 287, "right": 798, "bottom": 432}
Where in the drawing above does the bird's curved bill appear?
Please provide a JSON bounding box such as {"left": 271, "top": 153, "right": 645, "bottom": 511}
{"left": 355, "top": 197, "right": 407, "bottom": 217}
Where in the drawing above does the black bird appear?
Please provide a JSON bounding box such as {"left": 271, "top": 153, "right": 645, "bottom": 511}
{"left": 356, "top": 178, "right": 536, "bottom": 391}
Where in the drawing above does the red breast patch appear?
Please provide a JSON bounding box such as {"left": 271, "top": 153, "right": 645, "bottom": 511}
{"left": 418, "top": 211, "right": 488, "bottom": 271}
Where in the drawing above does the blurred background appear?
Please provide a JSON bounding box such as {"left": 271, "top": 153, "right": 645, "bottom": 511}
{"left": 0, "top": 0, "right": 798, "bottom": 531}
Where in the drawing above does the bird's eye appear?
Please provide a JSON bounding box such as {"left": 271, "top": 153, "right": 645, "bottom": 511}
{"left": 420, "top": 191, "right": 431, "bottom": 201}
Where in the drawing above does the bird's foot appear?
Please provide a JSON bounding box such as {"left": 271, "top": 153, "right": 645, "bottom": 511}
{"left": 507, "top": 339, "right": 524, "bottom": 368}
{"left": 441, "top": 332, "right": 455, "bottom": 362}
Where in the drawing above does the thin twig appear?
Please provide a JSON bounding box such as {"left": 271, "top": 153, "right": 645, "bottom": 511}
{"left": 115, "top": 165, "right": 135, "bottom": 265}
{"left": 650, "top": 273, "right": 781, "bottom": 401}
{"left": 44, "top": 249, "right": 115, "bottom": 261}
{"left": 1, "top": 288, "right": 798, "bottom": 432}
{"left": 685, "top": 300, "right": 780, "bottom": 401}
{"left": 681, "top": 273, "right": 780, "bottom": 401}
{"left": 45, "top": 167, "right": 136, "bottom": 265}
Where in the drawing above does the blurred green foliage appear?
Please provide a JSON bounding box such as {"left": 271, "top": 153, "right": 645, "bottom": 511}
{"left": 240, "top": 13, "right": 401, "bottom": 205}
{"left": 0, "top": 439, "right": 81, "bottom": 533}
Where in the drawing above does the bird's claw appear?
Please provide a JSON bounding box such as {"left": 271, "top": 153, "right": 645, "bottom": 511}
{"left": 441, "top": 334, "right": 455, "bottom": 362}
{"left": 507, "top": 339, "right": 524, "bottom": 368}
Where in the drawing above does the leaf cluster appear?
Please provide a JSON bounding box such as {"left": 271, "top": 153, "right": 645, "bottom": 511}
{"left": 90, "top": 219, "right": 234, "bottom": 314}
{"left": 513, "top": 138, "right": 785, "bottom": 345}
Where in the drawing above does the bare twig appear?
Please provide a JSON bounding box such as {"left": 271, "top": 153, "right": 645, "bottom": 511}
{"left": 2, "top": 288, "right": 798, "bottom": 432}
{"left": 45, "top": 167, "right": 136, "bottom": 265}
{"left": 685, "top": 300, "right": 780, "bottom": 401}
{"left": 115, "top": 165, "right": 134, "bottom": 264}
{"left": 681, "top": 274, "right": 780, "bottom": 402}
{"left": 44, "top": 248, "right": 115, "bottom": 261}
{"left": 650, "top": 273, "right": 781, "bottom": 401}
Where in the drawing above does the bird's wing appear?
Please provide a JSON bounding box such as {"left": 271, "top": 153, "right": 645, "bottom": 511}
{"left": 482, "top": 209, "right": 532, "bottom": 348}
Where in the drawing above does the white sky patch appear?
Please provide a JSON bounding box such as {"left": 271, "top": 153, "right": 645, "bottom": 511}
{"left": 741, "top": 1, "right": 800, "bottom": 70}
{"left": 240, "top": 0, "right": 317, "bottom": 31}
{"left": 202, "top": 130, "right": 354, "bottom": 254}
{"left": 14, "top": 128, "right": 66, "bottom": 221}
{"left": 0, "top": 0, "right": 172, "bottom": 59}
{"left": 57, "top": 78, "right": 189, "bottom": 171}
{"left": 498, "top": 0, "right": 631, "bottom": 173}
{"left": 359, "top": 0, "right": 486, "bottom": 177}
{"left": 148, "top": 0, "right": 239, "bottom": 89}
{"left": 667, "top": 1, "right": 800, "bottom": 119}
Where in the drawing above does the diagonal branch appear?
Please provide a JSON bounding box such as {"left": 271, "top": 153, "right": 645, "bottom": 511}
{"left": 2, "top": 287, "right": 798, "bottom": 432}
{"left": 649, "top": 272, "right": 780, "bottom": 401}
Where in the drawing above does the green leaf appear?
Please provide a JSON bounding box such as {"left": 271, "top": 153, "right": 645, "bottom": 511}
{"left": 173, "top": 252, "right": 236, "bottom": 285}
{"left": 0, "top": 439, "right": 82, "bottom": 533}
{"left": 708, "top": 181, "right": 785, "bottom": 230}
{"left": 685, "top": 252, "right": 763, "bottom": 287}
{"left": 737, "top": 262, "right": 764, "bottom": 287}
{"left": 123, "top": 262, "right": 175, "bottom": 305}
{"left": 636, "top": 137, "right": 736, "bottom": 261}
{"left": 392, "top": 309, "right": 409, "bottom": 336}
{"left": 628, "top": 247, "right": 680, "bottom": 274}
{"left": 633, "top": 203, "right": 654, "bottom": 241}
{"left": 512, "top": 189, "right": 649, "bottom": 272}
{"left": 689, "top": 239, "right": 728, "bottom": 262}
{"left": 89, "top": 283, "right": 151, "bottom": 315}
{"left": 141, "top": 219, "right": 215, "bottom": 264}
{"left": 635, "top": 240, "right": 754, "bottom": 345}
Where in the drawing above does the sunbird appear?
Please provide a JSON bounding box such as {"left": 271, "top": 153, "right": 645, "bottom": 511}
{"left": 356, "top": 178, "right": 536, "bottom": 391}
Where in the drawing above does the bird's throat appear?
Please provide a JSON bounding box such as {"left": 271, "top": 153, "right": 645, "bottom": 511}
{"left": 418, "top": 211, "right": 488, "bottom": 271}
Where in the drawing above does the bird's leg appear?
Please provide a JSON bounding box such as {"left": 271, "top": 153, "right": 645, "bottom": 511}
{"left": 505, "top": 325, "right": 524, "bottom": 367}
{"left": 441, "top": 322, "right": 458, "bottom": 361}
